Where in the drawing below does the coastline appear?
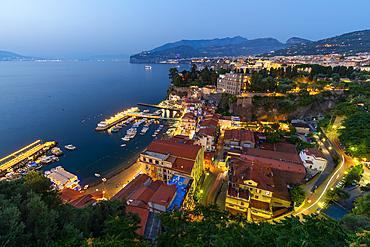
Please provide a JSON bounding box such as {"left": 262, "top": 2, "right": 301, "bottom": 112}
{"left": 85, "top": 124, "right": 170, "bottom": 198}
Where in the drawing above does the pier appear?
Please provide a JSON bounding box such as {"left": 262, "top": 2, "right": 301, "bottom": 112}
{"left": 137, "top": 102, "right": 182, "bottom": 112}
{"left": 94, "top": 115, "right": 129, "bottom": 131}
{"left": 0, "top": 140, "right": 56, "bottom": 175}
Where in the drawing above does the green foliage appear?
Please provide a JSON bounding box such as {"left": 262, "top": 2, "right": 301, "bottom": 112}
{"left": 156, "top": 203, "right": 352, "bottom": 247}
{"left": 341, "top": 214, "right": 370, "bottom": 233}
{"left": 169, "top": 65, "right": 224, "bottom": 87}
{"left": 353, "top": 192, "right": 370, "bottom": 215}
{"left": 289, "top": 125, "right": 297, "bottom": 134}
{"left": 345, "top": 170, "right": 361, "bottom": 185}
{"left": 0, "top": 171, "right": 144, "bottom": 247}
{"left": 325, "top": 187, "right": 351, "bottom": 202}
{"left": 267, "top": 132, "right": 281, "bottom": 144}
{"left": 338, "top": 112, "right": 370, "bottom": 160}
{"left": 332, "top": 155, "right": 340, "bottom": 166}
{"left": 290, "top": 186, "right": 306, "bottom": 207}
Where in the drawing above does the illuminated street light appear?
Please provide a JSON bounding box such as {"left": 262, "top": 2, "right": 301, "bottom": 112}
{"left": 344, "top": 171, "right": 348, "bottom": 174}
{"left": 329, "top": 146, "right": 332, "bottom": 150}
{"left": 200, "top": 190, "right": 203, "bottom": 193}
{"left": 330, "top": 187, "right": 334, "bottom": 190}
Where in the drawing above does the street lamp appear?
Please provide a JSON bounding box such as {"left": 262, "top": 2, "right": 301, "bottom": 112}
{"left": 329, "top": 146, "right": 332, "bottom": 150}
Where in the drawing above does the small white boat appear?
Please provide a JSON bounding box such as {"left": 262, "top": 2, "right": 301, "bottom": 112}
{"left": 121, "top": 144, "right": 126, "bottom": 147}
{"left": 83, "top": 184, "right": 89, "bottom": 190}
{"left": 65, "top": 144, "right": 76, "bottom": 151}
{"left": 95, "top": 173, "right": 100, "bottom": 177}
{"left": 145, "top": 66, "right": 151, "bottom": 69}
{"left": 143, "top": 109, "right": 150, "bottom": 113}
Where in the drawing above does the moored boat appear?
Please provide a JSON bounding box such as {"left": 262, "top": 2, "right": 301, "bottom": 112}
{"left": 95, "top": 173, "right": 100, "bottom": 177}
{"left": 65, "top": 144, "right": 76, "bottom": 150}
{"left": 51, "top": 147, "right": 63, "bottom": 156}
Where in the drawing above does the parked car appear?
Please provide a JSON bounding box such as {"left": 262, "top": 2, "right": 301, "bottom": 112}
{"left": 336, "top": 181, "right": 344, "bottom": 188}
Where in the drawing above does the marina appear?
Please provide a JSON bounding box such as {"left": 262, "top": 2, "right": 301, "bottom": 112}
{"left": 0, "top": 140, "right": 57, "bottom": 176}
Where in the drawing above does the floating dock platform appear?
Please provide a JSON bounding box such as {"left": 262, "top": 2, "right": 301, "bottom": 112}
{"left": 0, "top": 140, "right": 57, "bottom": 176}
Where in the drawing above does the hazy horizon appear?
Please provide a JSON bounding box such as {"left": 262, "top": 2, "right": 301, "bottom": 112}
{"left": 1, "top": 0, "right": 369, "bottom": 57}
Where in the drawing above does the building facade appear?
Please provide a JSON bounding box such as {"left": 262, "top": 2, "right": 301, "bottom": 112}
{"left": 139, "top": 140, "right": 204, "bottom": 190}
{"left": 216, "top": 72, "right": 249, "bottom": 95}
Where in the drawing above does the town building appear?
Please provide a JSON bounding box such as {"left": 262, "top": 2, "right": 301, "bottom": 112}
{"left": 226, "top": 158, "right": 274, "bottom": 220}
{"left": 291, "top": 123, "right": 311, "bottom": 134}
{"left": 180, "top": 112, "right": 198, "bottom": 134}
{"left": 299, "top": 148, "right": 328, "bottom": 171}
{"left": 219, "top": 116, "right": 241, "bottom": 129}
{"left": 194, "top": 127, "right": 216, "bottom": 152}
{"left": 223, "top": 129, "right": 255, "bottom": 148}
{"left": 45, "top": 166, "right": 80, "bottom": 190}
{"left": 216, "top": 72, "right": 249, "bottom": 95}
{"left": 139, "top": 140, "right": 204, "bottom": 189}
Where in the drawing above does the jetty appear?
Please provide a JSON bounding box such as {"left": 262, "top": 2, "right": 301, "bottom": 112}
{"left": 0, "top": 140, "right": 57, "bottom": 175}
{"left": 94, "top": 115, "right": 129, "bottom": 131}
{"left": 137, "top": 102, "right": 181, "bottom": 111}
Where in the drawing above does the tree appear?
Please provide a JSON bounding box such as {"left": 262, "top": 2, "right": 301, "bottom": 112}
{"left": 0, "top": 171, "right": 144, "bottom": 247}
{"left": 290, "top": 186, "right": 306, "bottom": 207}
{"left": 353, "top": 192, "right": 370, "bottom": 215}
{"left": 345, "top": 170, "right": 361, "bottom": 185}
{"left": 325, "top": 187, "right": 350, "bottom": 202}
{"left": 341, "top": 214, "right": 370, "bottom": 233}
{"left": 289, "top": 126, "right": 297, "bottom": 134}
{"left": 156, "top": 204, "right": 352, "bottom": 247}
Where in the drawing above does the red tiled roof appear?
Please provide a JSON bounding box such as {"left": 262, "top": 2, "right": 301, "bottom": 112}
{"left": 307, "top": 148, "right": 327, "bottom": 160}
{"left": 250, "top": 199, "right": 270, "bottom": 211}
{"left": 129, "top": 186, "right": 156, "bottom": 204}
{"left": 70, "top": 194, "right": 96, "bottom": 208}
{"left": 240, "top": 154, "right": 305, "bottom": 175}
{"left": 198, "top": 128, "right": 215, "bottom": 137}
{"left": 231, "top": 158, "right": 274, "bottom": 192}
{"left": 275, "top": 142, "right": 297, "bottom": 154}
{"left": 172, "top": 158, "right": 194, "bottom": 175}
{"left": 260, "top": 143, "right": 274, "bottom": 151}
{"left": 59, "top": 188, "right": 84, "bottom": 202}
{"left": 243, "top": 148, "right": 302, "bottom": 164}
{"left": 227, "top": 185, "right": 238, "bottom": 197}
{"left": 149, "top": 184, "right": 177, "bottom": 207}
{"left": 126, "top": 205, "right": 150, "bottom": 236}
{"left": 148, "top": 180, "right": 165, "bottom": 191}
{"left": 146, "top": 140, "right": 201, "bottom": 160}
{"left": 270, "top": 169, "right": 292, "bottom": 202}
{"left": 204, "top": 151, "right": 214, "bottom": 162}
{"left": 129, "top": 200, "right": 149, "bottom": 209}
{"left": 110, "top": 174, "right": 151, "bottom": 201}
{"left": 224, "top": 129, "right": 255, "bottom": 143}
{"left": 182, "top": 112, "right": 197, "bottom": 120}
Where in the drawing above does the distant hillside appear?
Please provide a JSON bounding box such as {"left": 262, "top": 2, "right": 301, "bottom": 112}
{"left": 130, "top": 45, "right": 203, "bottom": 63}
{"left": 148, "top": 36, "right": 248, "bottom": 52}
{"left": 0, "top": 50, "right": 30, "bottom": 61}
{"left": 262, "top": 29, "right": 370, "bottom": 56}
{"left": 130, "top": 37, "right": 289, "bottom": 63}
{"left": 285, "top": 37, "right": 310, "bottom": 45}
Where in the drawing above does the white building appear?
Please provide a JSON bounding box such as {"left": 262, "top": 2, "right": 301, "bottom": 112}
{"left": 299, "top": 148, "right": 327, "bottom": 171}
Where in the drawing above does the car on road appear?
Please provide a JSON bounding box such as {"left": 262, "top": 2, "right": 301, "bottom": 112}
{"left": 307, "top": 138, "right": 312, "bottom": 140}
{"left": 336, "top": 181, "right": 344, "bottom": 188}
{"left": 315, "top": 207, "right": 322, "bottom": 215}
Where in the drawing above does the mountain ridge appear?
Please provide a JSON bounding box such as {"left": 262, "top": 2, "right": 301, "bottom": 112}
{"left": 130, "top": 36, "right": 311, "bottom": 63}
{"left": 262, "top": 29, "right": 370, "bottom": 56}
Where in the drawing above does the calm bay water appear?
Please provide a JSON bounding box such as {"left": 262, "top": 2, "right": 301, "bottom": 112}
{"left": 0, "top": 61, "right": 189, "bottom": 185}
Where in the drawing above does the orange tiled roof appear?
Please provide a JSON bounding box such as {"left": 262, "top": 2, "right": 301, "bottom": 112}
{"left": 126, "top": 205, "right": 150, "bottom": 236}
{"left": 243, "top": 148, "right": 302, "bottom": 164}
{"left": 307, "top": 148, "right": 327, "bottom": 160}
{"left": 129, "top": 186, "right": 156, "bottom": 204}
{"left": 110, "top": 174, "right": 151, "bottom": 201}
{"left": 146, "top": 140, "right": 201, "bottom": 160}
{"left": 224, "top": 129, "right": 255, "bottom": 143}
{"left": 149, "top": 184, "right": 177, "bottom": 207}
{"left": 230, "top": 158, "right": 274, "bottom": 192}
{"left": 59, "top": 188, "right": 84, "bottom": 202}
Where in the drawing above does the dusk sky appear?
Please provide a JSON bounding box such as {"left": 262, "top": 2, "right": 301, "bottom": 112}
{"left": 1, "top": 0, "right": 369, "bottom": 57}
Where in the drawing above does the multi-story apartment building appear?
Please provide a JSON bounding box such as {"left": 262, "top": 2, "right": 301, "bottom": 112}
{"left": 180, "top": 112, "right": 198, "bottom": 134}
{"left": 139, "top": 140, "right": 204, "bottom": 189}
{"left": 216, "top": 72, "right": 249, "bottom": 95}
{"left": 226, "top": 158, "right": 274, "bottom": 220}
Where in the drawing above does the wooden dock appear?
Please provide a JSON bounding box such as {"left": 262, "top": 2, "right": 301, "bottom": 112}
{"left": 0, "top": 140, "right": 56, "bottom": 175}
{"left": 94, "top": 115, "right": 129, "bottom": 131}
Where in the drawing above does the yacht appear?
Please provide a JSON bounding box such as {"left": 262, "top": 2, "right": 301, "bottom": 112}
{"left": 39, "top": 156, "right": 53, "bottom": 164}
{"left": 122, "top": 136, "right": 130, "bottom": 141}
{"left": 143, "top": 109, "right": 150, "bottom": 113}
{"left": 65, "top": 144, "right": 76, "bottom": 151}
{"left": 121, "top": 144, "right": 126, "bottom": 147}
{"left": 51, "top": 147, "right": 63, "bottom": 156}
{"left": 95, "top": 173, "right": 100, "bottom": 177}
{"left": 145, "top": 66, "right": 151, "bottom": 69}
{"left": 111, "top": 127, "right": 119, "bottom": 132}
